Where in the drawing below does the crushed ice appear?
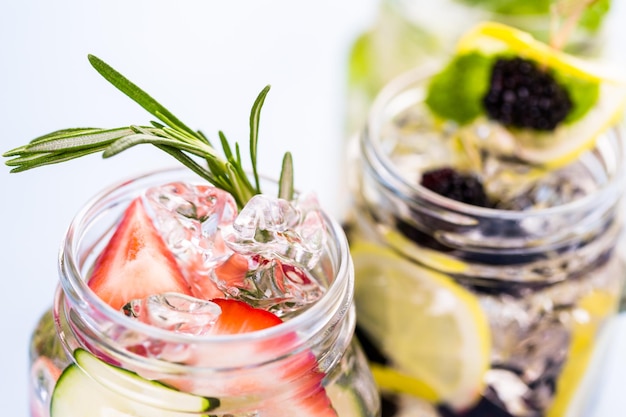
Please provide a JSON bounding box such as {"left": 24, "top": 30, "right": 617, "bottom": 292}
{"left": 143, "top": 182, "right": 328, "bottom": 317}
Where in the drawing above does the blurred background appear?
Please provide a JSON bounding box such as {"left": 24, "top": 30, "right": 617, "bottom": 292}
{"left": 1, "top": 0, "right": 626, "bottom": 415}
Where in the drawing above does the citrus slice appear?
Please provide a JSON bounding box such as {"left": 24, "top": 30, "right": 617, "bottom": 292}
{"left": 546, "top": 290, "right": 620, "bottom": 417}
{"left": 351, "top": 242, "right": 491, "bottom": 411}
{"left": 455, "top": 21, "right": 626, "bottom": 168}
{"left": 456, "top": 22, "right": 613, "bottom": 82}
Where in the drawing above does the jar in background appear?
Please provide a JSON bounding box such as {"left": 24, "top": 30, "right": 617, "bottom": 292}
{"left": 29, "top": 167, "right": 381, "bottom": 417}
{"left": 346, "top": 65, "right": 626, "bottom": 416}
{"left": 345, "top": 0, "right": 612, "bottom": 136}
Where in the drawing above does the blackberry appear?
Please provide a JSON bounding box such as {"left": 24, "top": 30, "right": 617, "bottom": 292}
{"left": 483, "top": 57, "right": 572, "bottom": 131}
{"left": 420, "top": 167, "right": 489, "bottom": 207}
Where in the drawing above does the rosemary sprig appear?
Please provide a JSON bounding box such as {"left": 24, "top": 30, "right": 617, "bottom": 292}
{"left": 3, "top": 54, "right": 294, "bottom": 209}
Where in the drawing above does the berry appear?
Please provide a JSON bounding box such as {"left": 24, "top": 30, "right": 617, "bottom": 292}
{"left": 208, "top": 298, "right": 283, "bottom": 334}
{"left": 88, "top": 198, "right": 193, "bottom": 310}
{"left": 90, "top": 200, "right": 337, "bottom": 416}
{"left": 202, "top": 299, "right": 338, "bottom": 417}
{"left": 483, "top": 57, "right": 572, "bottom": 131}
{"left": 420, "top": 167, "right": 489, "bottom": 207}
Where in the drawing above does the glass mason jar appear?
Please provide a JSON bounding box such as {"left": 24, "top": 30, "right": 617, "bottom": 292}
{"left": 28, "top": 167, "right": 381, "bottom": 417}
{"left": 345, "top": 0, "right": 612, "bottom": 136}
{"left": 346, "top": 65, "right": 626, "bottom": 416}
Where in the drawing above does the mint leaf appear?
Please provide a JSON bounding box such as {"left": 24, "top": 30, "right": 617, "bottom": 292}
{"left": 425, "top": 52, "right": 494, "bottom": 125}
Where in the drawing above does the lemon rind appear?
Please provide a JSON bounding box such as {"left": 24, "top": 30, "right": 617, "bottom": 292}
{"left": 454, "top": 21, "right": 626, "bottom": 168}
{"left": 352, "top": 242, "right": 491, "bottom": 411}
{"left": 457, "top": 22, "right": 623, "bottom": 83}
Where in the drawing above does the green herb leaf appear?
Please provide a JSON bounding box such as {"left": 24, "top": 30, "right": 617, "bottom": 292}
{"left": 250, "top": 85, "right": 270, "bottom": 194}
{"left": 87, "top": 55, "right": 198, "bottom": 138}
{"left": 3, "top": 55, "right": 294, "bottom": 209}
{"left": 278, "top": 152, "right": 294, "bottom": 201}
{"left": 425, "top": 52, "right": 494, "bottom": 125}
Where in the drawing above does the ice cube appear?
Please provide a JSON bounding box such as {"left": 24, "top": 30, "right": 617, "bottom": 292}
{"left": 214, "top": 256, "right": 325, "bottom": 317}
{"left": 215, "top": 193, "right": 328, "bottom": 316}
{"left": 494, "top": 164, "right": 595, "bottom": 211}
{"left": 123, "top": 292, "right": 221, "bottom": 336}
{"left": 144, "top": 184, "right": 328, "bottom": 317}
{"left": 479, "top": 287, "right": 573, "bottom": 416}
{"left": 115, "top": 293, "right": 223, "bottom": 363}
{"left": 145, "top": 182, "right": 238, "bottom": 299}
{"left": 222, "top": 192, "right": 326, "bottom": 269}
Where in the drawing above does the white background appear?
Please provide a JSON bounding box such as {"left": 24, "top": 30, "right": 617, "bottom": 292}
{"left": 0, "top": 1, "right": 377, "bottom": 414}
{"left": 1, "top": 1, "right": 626, "bottom": 416}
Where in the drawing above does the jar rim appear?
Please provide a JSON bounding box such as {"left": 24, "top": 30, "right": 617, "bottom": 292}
{"left": 58, "top": 166, "right": 353, "bottom": 348}
{"left": 363, "top": 62, "right": 626, "bottom": 221}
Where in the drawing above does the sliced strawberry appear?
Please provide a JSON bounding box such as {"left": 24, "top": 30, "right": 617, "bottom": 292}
{"left": 265, "top": 347, "right": 338, "bottom": 417}
{"left": 209, "top": 298, "right": 282, "bottom": 333}
{"left": 205, "top": 299, "right": 338, "bottom": 417}
{"left": 88, "top": 198, "right": 193, "bottom": 310}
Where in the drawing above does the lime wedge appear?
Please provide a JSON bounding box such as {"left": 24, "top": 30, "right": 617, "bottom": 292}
{"left": 455, "top": 21, "right": 626, "bottom": 168}
{"left": 352, "top": 242, "right": 491, "bottom": 411}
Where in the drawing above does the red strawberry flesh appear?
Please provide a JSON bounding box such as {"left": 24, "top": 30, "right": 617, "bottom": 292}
{"left": 207, "top": 298, "right": 337, "bottom": 417}
{"left": 88, "top": 198, "right": 193, "bottom": 310}
{"left": 87, "top": 198, "right": 337, "bottom": 416}
{"left": 208, "top": 298, "right": 282, "bottom": 334}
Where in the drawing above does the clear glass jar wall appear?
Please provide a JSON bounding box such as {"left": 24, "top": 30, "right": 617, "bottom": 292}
{"left": 29, "top": 168, "right": 381, "bottom": 417}
{"left": 346, "top": 66, "right": 626, "bottom": 416}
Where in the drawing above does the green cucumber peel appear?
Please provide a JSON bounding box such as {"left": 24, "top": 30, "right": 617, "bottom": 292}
{"left": 49, "top": 348, "right": 220, "bottom": 415}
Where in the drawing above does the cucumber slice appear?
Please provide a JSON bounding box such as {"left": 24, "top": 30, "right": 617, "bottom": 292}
{"left": 50, "top": 348, "right": 219, "bottom": 417}
{"left": 327, "top": 383, "right": 370, "bottom": 417}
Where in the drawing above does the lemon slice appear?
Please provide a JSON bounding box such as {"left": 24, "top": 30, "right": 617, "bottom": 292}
{"left": 456, "top": 22, "right": 615, "bottom": 82}
{"left": 456, "top": 22, "right": 626, "bottom": 168}
{"left": 546, "top": 290, "right": 620, "bottom": 417}
{"left": 351, "top": 242, "right": 491, "bottom": 411}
